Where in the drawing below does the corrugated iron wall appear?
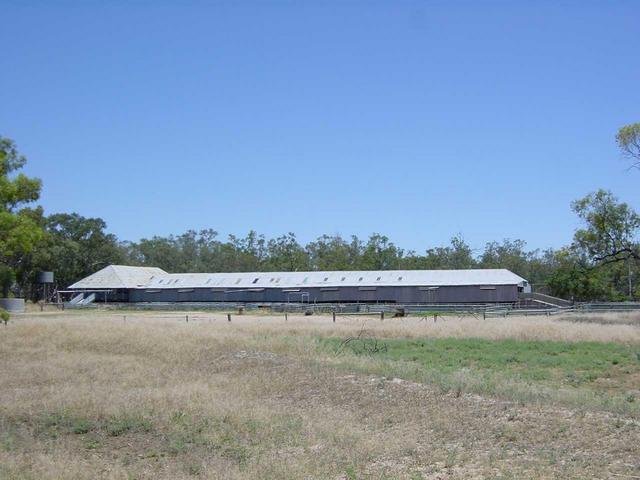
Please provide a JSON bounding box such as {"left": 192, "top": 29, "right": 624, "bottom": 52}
{"left": 126, "top": 284, "right": 519, "bottom": 304}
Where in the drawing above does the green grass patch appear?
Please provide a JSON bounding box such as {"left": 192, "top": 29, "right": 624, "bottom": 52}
{"left": 33, "top": 411, "right": 153, "bottom": 437}
{"left": 322, "top": 337, "right": 640, "bottom": 414}
{"left": 105, "top": 414, "right": 153, "bottom": 436}
{"left": 164, "top": 411, "right": 304, "bottom": 467}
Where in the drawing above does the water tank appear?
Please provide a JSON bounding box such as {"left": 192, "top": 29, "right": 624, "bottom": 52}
{"left": 37, "top": 271, "right": 54, "bottom": 284}
{"left": 0, "top": 298, "right": 25, "bottom": 313}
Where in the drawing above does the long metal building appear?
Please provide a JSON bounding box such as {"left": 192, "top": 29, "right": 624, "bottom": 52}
{"left": 68, "top": 265, "right": 530, "bottom": 304}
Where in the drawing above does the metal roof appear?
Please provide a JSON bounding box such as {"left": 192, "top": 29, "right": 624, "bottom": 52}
{"left": 71, "top": 266, "right": 527, "bottom": 290}
{"left": 68, "top": 265, "right": 167, "bottom": 289}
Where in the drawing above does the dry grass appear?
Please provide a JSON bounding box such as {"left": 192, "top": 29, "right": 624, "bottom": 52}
{"left": 1, "top": 311, "right": 639, "bottom": 479}
{"left": 564, "top": 311, "right": 640, "bottom": 326}
{"left": 28, "top": 309, "right": 640, "bottom": 344}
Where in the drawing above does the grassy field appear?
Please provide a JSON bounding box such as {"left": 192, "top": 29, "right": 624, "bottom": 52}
{"left": 324, "top": 335, "right": 640, "bottom": 414}
{"left": 1, "top": 310, "right": 640, "bottom": 479}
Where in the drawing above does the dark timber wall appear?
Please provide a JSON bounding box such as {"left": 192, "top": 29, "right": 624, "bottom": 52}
{"left": 126, "top": 284, "right": 519, "bottom": 304}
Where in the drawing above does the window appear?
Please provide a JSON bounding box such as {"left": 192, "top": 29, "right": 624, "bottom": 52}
{"left": 341, "top": 277, "right": 346, "bottom": 281}
{"left": 376, "top": 276, "right": 381, "bottom": 281}
{"left": 398, "top": 276, "right": 403, "bottom": 281}
{"left": 323, "top": 277, "right": 329, "bottom": 282}
{"left": 358, "top": 277, "right": 363, "bottom": 281}
{"left": 252, "top": 278, "right": 259, "bottom": 284}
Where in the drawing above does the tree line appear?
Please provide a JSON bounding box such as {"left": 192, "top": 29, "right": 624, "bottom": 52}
{"left": 2, "top": 125, "right": 640, "bottom": 302}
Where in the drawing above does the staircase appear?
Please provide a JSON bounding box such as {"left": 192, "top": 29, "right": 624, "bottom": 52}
{"left": 66, "top": 292, "right": 96, "bottom": 308}
{"left": 518, "top": 292, "right": 572, "bottom": 308}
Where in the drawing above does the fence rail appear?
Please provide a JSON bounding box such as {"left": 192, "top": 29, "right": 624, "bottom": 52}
{"left": 64, "top": 299, "right": 640, "bottom": 318}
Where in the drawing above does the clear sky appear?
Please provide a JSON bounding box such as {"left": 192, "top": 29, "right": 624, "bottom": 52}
{"left": 2, "top": 1, "right": 638, "bottom": 254}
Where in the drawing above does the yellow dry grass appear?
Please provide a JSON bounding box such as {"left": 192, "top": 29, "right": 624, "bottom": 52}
{"left": 23, "top": 309, "right": 640, "bottom": 344}
{"left": 0, "top": 311, "right": 639, "bottom": 479}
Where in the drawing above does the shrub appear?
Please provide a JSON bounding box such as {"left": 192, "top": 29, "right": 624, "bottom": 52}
{"left": 0, "top": 309, "right": 9, "bottom": 326}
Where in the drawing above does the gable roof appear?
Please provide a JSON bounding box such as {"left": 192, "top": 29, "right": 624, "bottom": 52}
{"left": 144, "top": 268, "right": 527, "bottom": 289}
{"left": 68, "top": 265, "right": 167, "bottom": 289}
{"left": 70, "top": 266, "right": 527, "bottom": 290}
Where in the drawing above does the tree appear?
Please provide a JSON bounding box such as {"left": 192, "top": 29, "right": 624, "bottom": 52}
{"left": 0, "top": 137, "right": 43, "bottom": 297}
{"left": 359, "top": 234, "right": 403, "bottom": 270}
{"left": 546, "top": 248, "right": 612, "bottom": 301}
{"left": 265, "top": 233, "right": 309, "bottom": 271}
{"left": 26, "top": 213, "right": 126, "bottom": 291}
{"left": 616, "top": 123, "right": 640, "bottom": 171}
{"left": 571, "top": 190, "right": 640, "bottom": 266}
{"left": 526, "top": 248, "right": 560, "bottom": 290}
{"left": 306, "top": 235, "right": 362, "bottom": 271}
{"left": 479, "top": 239, "right": 530, "bottom": 276}
{"left": 422, "top": 235, "right": 476, "bottom": 269}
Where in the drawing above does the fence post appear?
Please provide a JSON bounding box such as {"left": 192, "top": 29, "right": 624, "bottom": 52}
{"left": 186, "top": 315, "right": 189, "bottom": 323}
{"left": 332, "top": 312, "right": 336, "bottom": 323}
{"left": 285, "top": 313, "right": 288, "bottom": 321}
{"left": 380, "top": 311, "right": 384, "bottom": 321}
{"left": 227, "top": 313, "right": 231, "bottom": 322}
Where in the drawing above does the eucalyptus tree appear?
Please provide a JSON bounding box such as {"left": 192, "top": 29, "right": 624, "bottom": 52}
{"left": 0, "top": 136, "right": 43, "bottom": 297}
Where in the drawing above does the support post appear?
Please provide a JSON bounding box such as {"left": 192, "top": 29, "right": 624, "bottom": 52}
{"left": 227, "top": 313, "right": 231, "bottom": 322}
{"left": 332, "top": 312, "right": 336, "bottom": 323}
{"left": 380, "top": 311, "right": 384, "bottom": 321}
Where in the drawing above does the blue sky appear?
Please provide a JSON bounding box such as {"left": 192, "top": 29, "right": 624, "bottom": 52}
{"left": 2, "top": 1, "right": 638, "bottom": 254}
